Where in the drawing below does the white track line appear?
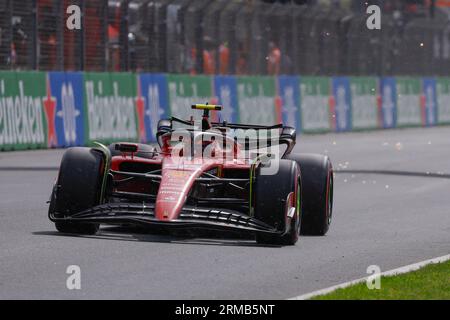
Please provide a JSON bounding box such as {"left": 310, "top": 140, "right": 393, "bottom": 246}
{"left": 289, "top": 254, "right": 450, "bottom": 300}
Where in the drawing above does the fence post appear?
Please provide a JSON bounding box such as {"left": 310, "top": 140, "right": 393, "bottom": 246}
{"left": 80, "top": 0, "right": 85, "bottom": 70}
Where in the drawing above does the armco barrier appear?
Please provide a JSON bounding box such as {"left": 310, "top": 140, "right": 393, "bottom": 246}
{"left": 1, "top": 71, "right": 450, "bottom": 151}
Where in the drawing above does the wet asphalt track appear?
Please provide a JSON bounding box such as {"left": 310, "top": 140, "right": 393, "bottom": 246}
{"left": 0, "top": 127, "right": 449, "bottom": 299}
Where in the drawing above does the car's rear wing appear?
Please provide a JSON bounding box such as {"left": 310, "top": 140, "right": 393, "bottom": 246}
{"left": 211, "top": 122, "right": 284, "bottom": 130}
{"left": 157, "top": 117, "right": 296, "bottom": 157}
{"left": 210, "top": 123, "right": 296, "bottom": 156}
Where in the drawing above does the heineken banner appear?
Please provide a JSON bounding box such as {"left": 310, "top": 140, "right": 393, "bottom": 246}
{"left": 48, "top": 72, "right": 85, "bottom": 147}
{"left": 237, "top": 76, "right": 278, "bottom": 126}
{"left": 167, "top": 75, "right": 213, "bottom": 122}
{"left": 138, "top": 74, "right": 170, "bottom": 142}
{"left": 278, "top": 76, "right": 300, "bottom": 130}
{"left": 0, "top": 72, "right": 47, "bottom": 151}
{"left": 396, "top": 77, "right": 423, "bottom": 127}
{"left": 83, "top": 72, "right": 138, "bottom": 145}
{"left": 299, "top": 77, "right": 331, "bottom": 133}
{"left": 2, "top": 71, "right": 450, "bottom": 152}
{"left": 350, "top": 77, "right": 379, "bottom": 130}
{"left": 436, "top": 78, "right": 450, "bottom": 125}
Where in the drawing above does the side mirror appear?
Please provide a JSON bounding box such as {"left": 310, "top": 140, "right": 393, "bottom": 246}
{"left": 156, "top": 119, "right": 172, "bottom": 148}
{"left": 157, "top": 119, "right": 172, "bottom": 133}
{"left": 281, "top": 127, "right": 296, "bottom": 143}
{"left": 280, "top": 127, "right": 296, "bottom": 157}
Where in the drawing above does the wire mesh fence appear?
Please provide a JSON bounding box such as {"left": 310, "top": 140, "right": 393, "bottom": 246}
{"left": 0, "top": 0, "right": 449, "bottom": 76}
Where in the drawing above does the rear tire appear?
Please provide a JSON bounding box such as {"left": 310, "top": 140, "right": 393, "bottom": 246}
{"left": 285, "top": 153, "right": 333, "bottom": 236}
{"left": 49, "top": 147, "right": 105, "bottom": 235}
{"left": 254, "top": 159, "right": 301, "bottom": 245}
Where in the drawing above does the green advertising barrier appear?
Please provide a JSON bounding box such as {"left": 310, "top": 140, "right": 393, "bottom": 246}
{"left": 0, "top": 71, "right": 47, "bottom": 151}
{"left": 436, "top": 78, "right": 450, "bottom": 125}
{"left": 350, "top": 77, "right": 379, "bottom": 130}
{"left": 299, "top": 77, "right": 331, "bottom": 133}
{"left": 167, "top": 75, "right": 213, "bottom": 121}
{"left": 396, "top": 77, "right": 422, "bottom": 127}
{"left": 237, "top": 76, "right": 277, "bottom": 126}
{"left": 83, "top": 72, "right": 138, "bottom": 145}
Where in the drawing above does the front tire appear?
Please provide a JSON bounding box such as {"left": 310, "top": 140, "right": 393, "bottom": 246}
{"left": 254, "top": 159, "right": 301, "bottom": 245}
{"left": 49, "top": 147, "right": 105, "bottom": 235}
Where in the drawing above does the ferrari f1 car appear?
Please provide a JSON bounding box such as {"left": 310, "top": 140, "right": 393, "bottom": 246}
{"left": 48, "top": 104, "right": 333, "bottom": 246}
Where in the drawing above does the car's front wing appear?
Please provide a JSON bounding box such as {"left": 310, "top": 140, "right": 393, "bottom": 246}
{"left": 49, "top": 203, "right": 281, "bottom": 235}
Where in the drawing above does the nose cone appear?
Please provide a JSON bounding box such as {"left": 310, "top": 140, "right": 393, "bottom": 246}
{"left": 155, "top": 168, "right": 199, "bottom": 221}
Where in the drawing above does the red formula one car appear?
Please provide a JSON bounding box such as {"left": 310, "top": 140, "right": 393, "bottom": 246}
{"left": 48, "top": 104, "right": 333, "bottom": 245}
